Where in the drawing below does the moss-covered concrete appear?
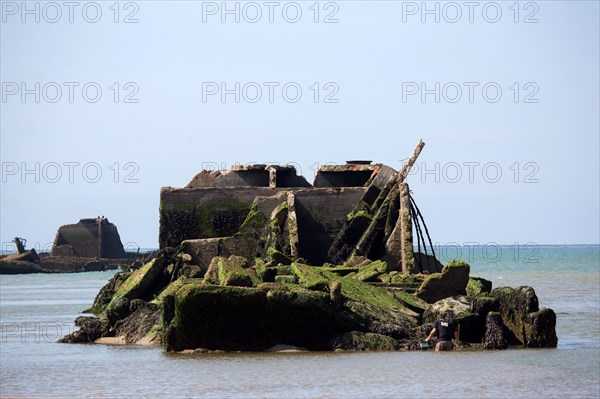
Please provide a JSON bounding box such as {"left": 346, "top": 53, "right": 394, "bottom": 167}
{"left": 467, "top": 277, "right": 493, "bottom": 297}
{"left": 415, "top": 260, "right": 470, "bottom": 303}
{"left": 353, "top": 260, "right": 389, "bottom": 282}
{"left": 291, "top": 262, "right": 330, "bottom": 291}
{"left": 203, "top": 256, "right": 257, "bottom": 287}
{"left": 159, "top": 201, "right": 250, "bottom": 248}
{"left": 162, "top": 282, "right": 353, "bottom": 352}
{"left": 106, "top": 257, "right": 167, "bottom": 313}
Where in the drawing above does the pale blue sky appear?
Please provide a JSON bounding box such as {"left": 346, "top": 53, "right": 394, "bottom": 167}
{"left": 1, "top": 1, "right": 599, "bottom": 250}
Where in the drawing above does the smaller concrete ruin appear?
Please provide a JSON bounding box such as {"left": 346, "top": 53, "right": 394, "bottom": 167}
{"left": 51, "top": 217, "right": 126, "bottom": 259}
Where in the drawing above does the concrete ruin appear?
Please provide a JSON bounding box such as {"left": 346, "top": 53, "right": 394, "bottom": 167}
{"left": 61, "top": 141, "right": 557, "bottom": 351}
{"left": 51, "top": 217, "right": 126, "bottom": 259}
{"left": 159, "top": 140, "right": 441, "bottom": 274}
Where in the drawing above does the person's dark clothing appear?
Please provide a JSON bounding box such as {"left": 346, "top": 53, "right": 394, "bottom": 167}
{"left": 433, "top": 319, "right": 455, "bottom": 341}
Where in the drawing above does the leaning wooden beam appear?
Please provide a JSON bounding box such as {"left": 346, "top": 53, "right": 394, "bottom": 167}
{"left": 328, "top": 140, "right": 425, "bottom": 264}
{"left": 398, "top": 139, "right": 425, "bottom": 184}
{"left": 351, "top": 140, "right": 425, "bottom": 261}
{"left": 382, "top": 140, "right": 425, "bottom": 271}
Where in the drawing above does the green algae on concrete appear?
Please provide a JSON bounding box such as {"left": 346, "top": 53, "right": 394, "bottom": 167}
{"left": 203, "top": 255, "right": 257, "bottom": 287}
{"left": 106, "top": 256, "right": 167, "bottom": 311}
{"left": 353, "top": 260, "right": 390, "bottom": 282}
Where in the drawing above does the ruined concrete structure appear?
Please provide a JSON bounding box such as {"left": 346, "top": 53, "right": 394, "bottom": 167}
{"left": 61, "top": 141, "right": 557, "bottom": 352}
{"left": 159, "top": 142, "right": 440, "bottom": 274}
{"left": 51, "top": 217, "right": 126, "bottom": 259}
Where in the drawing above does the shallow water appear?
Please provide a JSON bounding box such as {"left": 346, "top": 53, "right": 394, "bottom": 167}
{"left": 1, "top": 246, "right": 599, "bottom": 398}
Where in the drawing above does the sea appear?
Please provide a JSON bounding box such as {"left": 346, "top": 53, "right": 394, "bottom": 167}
{"left": 1, "top": 245, "right": 599, "bottom": 399}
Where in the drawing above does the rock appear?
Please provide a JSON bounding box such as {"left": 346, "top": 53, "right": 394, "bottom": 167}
{"left": 291, "top": 263, "right": 330, "bottom": 291}
{"left": 107, "top": 255, "right": 167, "bottom": 310}
{"left": 330, "top": 280, "right": 343, "bottom": 306}
{"left": 275, "top": 275, "right": 297, "bottom": 284}
{"left": 162, "top": 267, "right": 419, "bottom": 351}
{"left": 163, "top": 283, "right": 352, "bottom": 351}
{"left": 490, "top": 286, "right": 557, "bottom": 347}
{"left": 85, "top": 271, "right": 132, "bottom": 314}
{"left": 354, "top": 260, "right": 389, "bottom": 282}
{"left": 113, "top": 302, "right": 161, "bottom": 344}
{"left": 415, "top": 260, "right": 470, "bottom": 303}
{"left": 422, "top": 295, "right": 485, "bottom": 343}
{"left": 2, "top": 249, "right": 40, "bottom": 263}
{"left": 267, "top": 248, "right": 292, "bottom": 266}
{"left": 179, "top": 264, "right": 203, "bottom": 279}
{"left": 467, "top": 277, "right": 493, "bottom": 297}
{"left": 59, "top": 316, "right": 109, "bottom": 343}
{"left": 0, "top": 260, "right": 44, "bottom": 274}
{"left": 483, "top": 311, "right": 508, "bottom": 349}
{"left": 330, "top": 331, "right": 400, "bottom": 351}
{"left": 471, "top": 295, "right": 499, "bottom": 318}
{"left": 203, "top": 256, "right": 255, "bottom": 287}
{"left": 339, "top": 276, "right": 419, "bottom": 339}
{"left": 344, "top": 256, "right": 370, "bottom": 268}
{"left": 526, "top": 308, "right": 558, "bottom": 348}
{"left": 106, "top": 297, "right": 131, "bottom": 325}
{"left": 83, "top": 261, "right": 107, "bottom": 272}
{"left": 413, "top": 252, "right": 443, "bottom": 274}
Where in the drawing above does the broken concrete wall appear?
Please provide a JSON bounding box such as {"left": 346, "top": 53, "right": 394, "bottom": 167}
{"left": 294, "top": 188, "right": 365, "bottom": 264}
{"left": 160, "top": 185, "right": 365, "bottom": 259}
{"left": 159, "top": 187, "right": 276, "bottom": 248}
{"left": 186, "top": 165, "right": 310, "bottom": 189}
{"left": 313, "top": 163, "right": 378, "bottom": 188}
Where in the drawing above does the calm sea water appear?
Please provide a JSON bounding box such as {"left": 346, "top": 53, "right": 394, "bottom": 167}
{"left": 1, "top": 246, "right": 599, "bottom": 398}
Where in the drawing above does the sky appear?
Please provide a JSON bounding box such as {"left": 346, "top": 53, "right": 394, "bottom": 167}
{"left": 1, "top": 0, "right": 599, "bottom": 251}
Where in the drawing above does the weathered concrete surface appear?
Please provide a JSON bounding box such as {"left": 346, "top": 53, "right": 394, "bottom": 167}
{"left": 490, "top": 286, "right": 558, "bottom": 347}
{"left": 186, "top": 165, "right": 310, "bottom": 188}
{"left": 314, "top": 163, "right": 378, "bottom": 188}
{"left": 415, "top": 260, "right": 470, "bottom": 303}
{"left": 51, "top": 217, "right": 125, "bottom": 259}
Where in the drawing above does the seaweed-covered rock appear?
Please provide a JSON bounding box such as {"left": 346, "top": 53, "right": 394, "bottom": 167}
{"left": 107, "top": 256, "right": 167, "bottom": 306}
{"left": 422, "top": 295, "right": 485, "bottom": 343}
{"left": 291, "top": 262, "right": 330, "bottom": 291}
{"left": 113, "top": 300, "right": 161, "bottom": 344}
{"left": 163, "top": 283, "right": 352, "bottom": 351}
{"left": 483, "top": 311, "right": 508, "bottom": 349}
{"left": 490, "top": 286, "right": 557, "bottom": 347}
{"left": 467, "top": 277, "right": 493, "bottom": 297}
{"left": 203, "top": 255, "right": 255, "bottom": 287}
{"left": 162, "top": 265, "right": 419, "bottom": 351}
{"left": 85, "top": 271, "right": 132, "bottom": 314}
{"left": 525, "top": 308, "right": 558, "bottom": 348}
{"left": 339, "top": 275, "right": 419, "bottom": 339}
{"left": 179, "top": 264, "right": 203, "bottom": 279}
{"left": 415, "top": 260, "right": 470, "bottom": 303}
{"left": 59, "top": 316, "right": 110, "bottom": 343}
{"left": 267, "top": 248, "right": 292, "bottom": 266}
{"left": 330, "top": 331, "right": 400, "bottom": 351}
{"left": 354, "top": 260, "right": 389, "bottom": 282}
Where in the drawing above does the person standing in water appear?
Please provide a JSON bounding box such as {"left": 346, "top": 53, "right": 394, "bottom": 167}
{"left": 425, "top": 311, "right": 459, "bottom": 351}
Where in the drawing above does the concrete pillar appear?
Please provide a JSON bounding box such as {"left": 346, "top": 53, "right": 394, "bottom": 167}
{"left": 286, "top": 192, "right": 299, "bottom": 259}
{"left": 268, "top": 167, "right": 277, "bottom": 188}
{"left": 399, "top": 183, "right": 415, "bottom": 274}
